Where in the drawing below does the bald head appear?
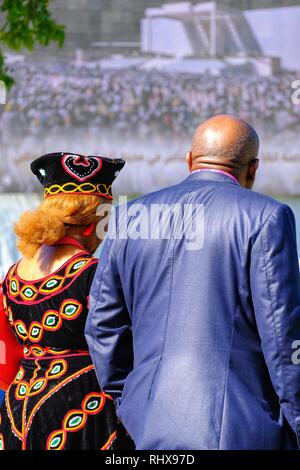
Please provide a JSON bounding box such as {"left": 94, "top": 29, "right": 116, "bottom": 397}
{"left": 191, "top": 115, "right": 259, "bottom": 172}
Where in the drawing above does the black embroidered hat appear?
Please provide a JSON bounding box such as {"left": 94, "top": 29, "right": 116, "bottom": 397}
{"left": 31, "top": 152, "right": 125, "bottom": 199}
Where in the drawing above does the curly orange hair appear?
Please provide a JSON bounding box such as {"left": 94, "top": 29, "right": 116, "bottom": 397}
{"left": 14, "top": 194, "right": 109, "bottom": 258}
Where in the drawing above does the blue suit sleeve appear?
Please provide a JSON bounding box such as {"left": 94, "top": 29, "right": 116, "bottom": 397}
{"left": 250, "top": 204, "right": 300, "bottom": 446}
{"left": 85, "top": 219, "right": 133, "bottom": 405}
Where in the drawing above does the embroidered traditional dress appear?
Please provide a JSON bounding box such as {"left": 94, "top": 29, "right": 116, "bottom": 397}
{"left": 0, "top": 252, "right": 118, "bottom": 450}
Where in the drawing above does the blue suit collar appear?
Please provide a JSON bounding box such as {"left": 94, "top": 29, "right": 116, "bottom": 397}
{"left": 186, "top": 169, "right": 240, "bottom": 186}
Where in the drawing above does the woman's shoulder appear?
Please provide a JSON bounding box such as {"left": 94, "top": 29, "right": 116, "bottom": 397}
{"left": 58, "top": 252, "right": 98, "bottom": 277}
{"left": 1, "top": 262, "right": 18, "bottom": 302}
{"left": 2, "top": 262, "right": 17, "bottom": 287}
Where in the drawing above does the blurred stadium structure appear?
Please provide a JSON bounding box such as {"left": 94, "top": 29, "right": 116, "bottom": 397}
{"left": 21, "top": 0, "right": 300, "bottom": 72}
{"left": 45, "top": 1, "right": 300, "bottom": 58}
{"left": 0, "top": 1, "right": 300, "bottom": 274}
{"left": 142, "top": 2, "right": 262, "bottom": 58}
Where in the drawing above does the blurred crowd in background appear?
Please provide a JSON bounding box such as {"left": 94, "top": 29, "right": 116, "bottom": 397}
{"left": 1, "top": 62, "right": 299, "bottom": 142}
{"left": 0, "top": 61, "right": 300, "bottom": 196}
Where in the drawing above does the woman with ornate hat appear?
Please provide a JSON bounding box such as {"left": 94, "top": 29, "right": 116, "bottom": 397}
{"left": 0, "top": 152, "right": 127, "bottom": 450}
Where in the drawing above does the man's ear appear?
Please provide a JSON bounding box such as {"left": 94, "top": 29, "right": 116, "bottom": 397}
{"left": 246, "top": 159, "right": 259, "bottom": 188}
{"left": 186, "top": 151, "right": 193, "bottom": 172}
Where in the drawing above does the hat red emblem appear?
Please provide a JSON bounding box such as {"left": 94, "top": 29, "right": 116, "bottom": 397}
{"left": 62, "top": 154, "right": 103, "bottom": 182}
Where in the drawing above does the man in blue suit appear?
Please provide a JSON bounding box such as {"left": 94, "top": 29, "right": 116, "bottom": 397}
{"left": 86, "top": 115, "right": 300, "bottom": 449}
